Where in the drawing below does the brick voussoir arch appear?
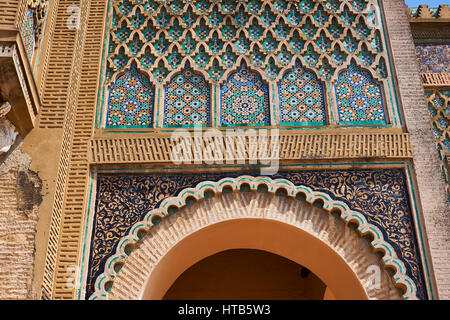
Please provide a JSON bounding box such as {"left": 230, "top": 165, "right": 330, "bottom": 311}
{"left": 89, "top": 175, "right": 418, "bottom": 300}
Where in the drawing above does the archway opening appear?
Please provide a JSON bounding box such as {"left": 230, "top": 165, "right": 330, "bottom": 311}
{"left": 163, "top": 249, "right": 328, "bottom": 300}
{"left": 138, "top": 218, "right": 370, "bottom": 300}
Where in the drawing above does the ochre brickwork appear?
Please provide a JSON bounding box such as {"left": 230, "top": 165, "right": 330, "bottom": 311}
{"left": 38, "top": 0, "right": 79, "bottom": 128}
{"left": 42, "top": 0, "right": 108, "bottom": 299}
{"left": 0, "top": 0, "right": 49, "bottom": 301}
{"left": 35, "top": 0, "right": 58, "bottom": 97}
{"left": 409, "top": 6, "right": 450, "bottom": 205}
{"left": 39, "top": 0, "right": 84, "bottom": 299}
{"left": 0, "top": 0, "right": 20, "bottom": 27}
{"left": 0, "top": 171, "right": 34, "bottom": 299}
{"left": 382, "top": 0, "right": 450, "bottom": 299}
{"left": 53, "top": 0, "right": 106, "bottom": 299}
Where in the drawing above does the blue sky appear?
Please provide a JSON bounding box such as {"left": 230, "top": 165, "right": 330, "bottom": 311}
{"left": 405, "top": 0, "right": 450, "bottom": 7}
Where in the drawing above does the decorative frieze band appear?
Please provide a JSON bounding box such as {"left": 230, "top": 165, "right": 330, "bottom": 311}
{"left": 420, "top": 73, "right": 450, "bottom": 87}
{"left": 88, "top": 132, "right": 412, "bottom": 165}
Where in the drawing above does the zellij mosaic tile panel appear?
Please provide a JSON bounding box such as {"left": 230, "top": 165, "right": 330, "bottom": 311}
{"left": 278, "top": 60, "right": 327, "bottom": 126}
{"left": 101, "top": 0, "right": 394, "bottom": 129}
{"left": 335, "top": 61, "right": 386, "bottom": 125}
{"left": 107, "top": 62, "right": 155, "bottom": 127}
{"left": 22, "top": 9, "right": 35, "bottom": 62}
{"left": 220, "top": 62, "right": 270, "bottom": 126}
{"left": 164, "top": 65, "right": 211, "bottom": 127}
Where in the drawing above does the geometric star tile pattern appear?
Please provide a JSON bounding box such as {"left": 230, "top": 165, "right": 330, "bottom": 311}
{"left": 279, "top": 60, "right": 327, "bottom": 126}
{"left": 106, "top": 0, "right": 389, "bottom": 85}
{"left": 335, "top": 61, "right": 386, "bottom": 125}
{"left": 220, "top": 62, "right": 270, "bottom": 127}
{"left": 107, "top": 62, "right": 155, "bottom": 127}
{"left": 103, "top": 0, "right": 395, "bottom": 129}
{"left": 164, "top": 64, "right": 211, "bottom": 127}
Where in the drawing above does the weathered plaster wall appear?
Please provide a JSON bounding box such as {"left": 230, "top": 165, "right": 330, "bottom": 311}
{"left": 0, "top": 123, "right": 63, "bottom": 299}
{"left": 24, "top": 126, "right": 64, "bottom": 300}
{"left": 0, "top": 137, "right": 42, "bottom": 299}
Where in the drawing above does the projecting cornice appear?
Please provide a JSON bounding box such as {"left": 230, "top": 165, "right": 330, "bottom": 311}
{"left": 0, "top": 31, "right": 40, "bottom": 134}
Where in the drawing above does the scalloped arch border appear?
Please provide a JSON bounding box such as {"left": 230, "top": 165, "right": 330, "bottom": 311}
{"left": 88, "top": 175, "right": 418, "bottom": 300}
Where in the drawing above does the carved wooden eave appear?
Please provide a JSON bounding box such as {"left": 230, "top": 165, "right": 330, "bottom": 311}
{"left": 0, "top": 30, "right": 40, "bottom": 134}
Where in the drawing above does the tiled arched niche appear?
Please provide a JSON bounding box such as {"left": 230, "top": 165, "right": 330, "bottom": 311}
{"left": 96, "top": 0, "right": 403, "bottom": 129}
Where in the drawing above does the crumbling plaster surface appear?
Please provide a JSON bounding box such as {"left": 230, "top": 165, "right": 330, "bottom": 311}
{"left": 0, "top": 102, "right": 18, "bottom": 155}
{"left": 0, "top": 136, "right": 43, "bottom": 299}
